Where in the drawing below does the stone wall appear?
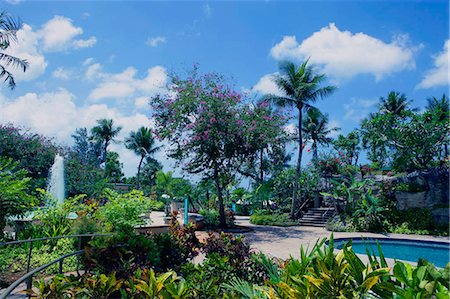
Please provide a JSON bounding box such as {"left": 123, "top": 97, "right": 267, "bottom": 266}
{"left": 393, "top": 167, "right": 449, "bottom": 224}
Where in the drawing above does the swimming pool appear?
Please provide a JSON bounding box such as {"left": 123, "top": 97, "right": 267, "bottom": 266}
{"left": 333, "top": 238, "right": 450, "bottom": 268}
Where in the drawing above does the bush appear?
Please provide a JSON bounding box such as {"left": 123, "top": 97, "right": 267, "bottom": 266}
{"left": 199, "top": 208, "right": 220, "bottom": 228}
{"left": 95, "top": 189, "right": 162, "bottom": 233}
{"left": 250, "top": 213, "right": 296, "bottom": 226}
{"left": 32, "top": 237, "right": 450, "bottom": 298}
{"left": 394, "top": 182, "right": 427, "bottom": 192}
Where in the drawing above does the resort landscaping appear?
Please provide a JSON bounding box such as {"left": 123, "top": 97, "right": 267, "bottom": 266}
{"left": 0, "top": 5, "right": 449, "bottom": 299}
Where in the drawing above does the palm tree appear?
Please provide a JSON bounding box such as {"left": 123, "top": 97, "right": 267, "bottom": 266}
{"left": 90, "top": 119, "right": 122, "bottom": 177}
{"left": 378, "top": 91, "right": 414, "bottom": 116}
{"left": 0, "top": 10, "right": 28, "bottom": 89}
{"left": 271, "top": 60, "right": 336, "bottom": 219}
{"left": 302, "top": 108, "right": 339, "bottom": 168}
{"left": 426, "top": 94, "right": 449, "bottom": 121}
{"left": 426, "top": 94, "right": 449, "bottom": 159}
{"left": 125, "top": 127, "right": 161, "bottom": 189}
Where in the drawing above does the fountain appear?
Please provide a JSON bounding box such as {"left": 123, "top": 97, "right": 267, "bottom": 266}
{"left": 46, "top": 153, "right": 65, "bottom": 205}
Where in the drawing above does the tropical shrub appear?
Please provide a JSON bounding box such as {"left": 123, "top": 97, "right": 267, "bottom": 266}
{"left": 95, "top": 189, "right": 162, "bottom": 233}
{"left": 26, "top": 235, "right": 450, "bottom": 299}
{"left": 199, "top": 208, "right": 220, "bottom": 228}
{"left": 0, "top": 124, "right": 58, "bottom": 193}
{"left": 0, "top": 157, "right": 36, "bottom": 235}
{"left": 317, "top": 154, "right": 343, "bottom": 176}
{"left": 249, "top": 213, "right": 296, "bottom": 226}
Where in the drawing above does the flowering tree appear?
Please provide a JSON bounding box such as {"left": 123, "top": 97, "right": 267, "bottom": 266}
{"left": 241, "top": 99, "right": 289, "bottom": 185}
{"left": 152, "top": 67, "right": 285, "bottom": 227}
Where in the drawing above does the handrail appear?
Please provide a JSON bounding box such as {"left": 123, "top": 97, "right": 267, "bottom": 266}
{"left": 0, "top": 233, "right": 112, "bottom": 298}
{"left": 0, "top": 250, "right": 84, "bottom": 299}
{"left": 297, "top": 197, "right": 313, "bottom": 217}
{"left": 0, "top": 233, "right": 112, "bottom": 247}
{"left": 321, "top": 206, "right": 333, "bottom": 222}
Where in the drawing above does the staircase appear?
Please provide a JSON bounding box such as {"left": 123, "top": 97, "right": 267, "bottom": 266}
{"left": 299, "top": 207, "right": 335, "bottom": 227}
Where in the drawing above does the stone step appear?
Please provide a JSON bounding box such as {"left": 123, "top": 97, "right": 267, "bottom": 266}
{"left": 299, "top": 220, "right": 327, "bottom": 227}
{"left": 308, "top": 207, "right": 335, "bottom": 211}
{"left": 303, "top": 210, "right": 334, "bottom": 215}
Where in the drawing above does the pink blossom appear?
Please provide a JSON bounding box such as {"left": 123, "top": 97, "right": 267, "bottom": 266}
{"left": 210, "top": 117, "right": 216, "bottom": 123}
{"left": 202, "top": 131, "right": 209, "bottom": 140}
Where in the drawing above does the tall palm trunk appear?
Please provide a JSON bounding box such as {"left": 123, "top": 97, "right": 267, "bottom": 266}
{"left": 136, "top": 155, "right": 145, "bottom": 189}
{"left": 312, "top": 141, "right": 318, "bottom": 168}
{"left": 291, "top": 108, "right": 303, "bottom": 219}
{"left": 312, "top": 140, "right": 321, "bottom": 208}
{"left": 104, "top": 141, "right": 109, "bottom": 178}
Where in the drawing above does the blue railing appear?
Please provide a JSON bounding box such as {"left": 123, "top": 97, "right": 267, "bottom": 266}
{"left": 0, "top": 234, "right": 111, "bottom": 299}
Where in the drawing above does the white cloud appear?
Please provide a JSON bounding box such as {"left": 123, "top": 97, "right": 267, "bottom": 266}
{"left": 52, "top": 67, "right": 72, "bottom": 80}
{"left": 82, "top": 58, "right": 105, "bottom": 81}
{"left": 251, "top": 73, "right": 284, "bottom": 96}
{"left": 270, "top": 23, "right": 418, "bottom": 81}
{"left": 146, "top": 36, "right": 166, "bottom": 48}
{"left": 88, "top": 65, "right": 168, "bottom": 101}
{"left": 284, "top": 123, "right": 297, "bottom": 136}
{"left": 5, "top": 0, "right": 22, "bottom": 4}
{"left": 203, "top": 4, "right": 212, "bottom": 18}
{"left": 417, "top": 40, "right": 449, "bottom": 89}
{"left": 327, "top": 119, "right": 341, "bottom": 138}
{"left": 135, "top": 96, "right": 149, "bottom": 110}
{"left": 39, "top": 16, "right": 84, "bottom": 51}
{"left": 2, "top": 16, "right": 96, "bottom": 83}
{"left": 0, "top": 89, "right": 161, "bottom": 176}
{"left": 73, "top": 36, "right": 97, "bottom": 49}
{"left": 4, "top": 24, "right": 48, "bottom": 81}
{"left": 344, "top": 98, "right": 378, "bottom": 122}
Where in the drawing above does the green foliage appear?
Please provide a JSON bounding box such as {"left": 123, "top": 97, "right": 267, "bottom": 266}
{"left": 249, "top": 213, "right": 296, "bottom": 226}
{"left": 394, "top": 182, "right": 426, "bottom": 192}
{"left": 65, "top": 152, "right": 106, "bottom": 198}
{"left": 152, "top": 66, "right": 286, "bottom": 227}
{"left": 303, "top": 107, "right": 339, "bottom": 167}
{"left": 317, "top": 153, "right": 343, "bottom": 176}
{"left": 1, "top": 237, "right": 77, "bottom": 284}
{"left": 322, "top": 177, "right": 387, "bottom": 232}
{"left": 25, "top": 235, "right": 450, "bottom": 299}
{"left": 202, "top": 232, "right": 251, "bottom": 268}
{"left": 388, "top": 207, "right": 446, "bottom": 235}
{"left": 95, "top": 189, "right": 160, "bottom": 233}
{"left": 125, "top": 126, "right": 161, "bottom": 190}
{"left": 199, "top": 208, "right": 220, "bottom": 228}
{"left": 361, "top": 91, "right": 449, "bottom": 172}
{"left": 0, "top": 157, "right": 36, "bottom": 234}
{"left": 0, "top": 124, "right": 57, "bottom": 193}
{"left": 105, "top": 151, "right": 124, "bottom": 182}
{"left": 333, "top": 131, "right": 361, "bottom": 166}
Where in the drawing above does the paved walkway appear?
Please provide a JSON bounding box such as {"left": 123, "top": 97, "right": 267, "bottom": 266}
{"left": 234, "top": 216, "right": 449, "bottom": 264}
{"left": 149, "top": 212, "right": 449, "bottom": 261}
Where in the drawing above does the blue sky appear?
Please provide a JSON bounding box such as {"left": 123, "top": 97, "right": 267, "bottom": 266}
{"left": 0, "top": 0, "right": 448, "bottom": 177}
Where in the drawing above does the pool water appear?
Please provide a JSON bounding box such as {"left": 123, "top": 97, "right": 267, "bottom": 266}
{"left": 334, "top": 238, "right": 450, "bottom": 268}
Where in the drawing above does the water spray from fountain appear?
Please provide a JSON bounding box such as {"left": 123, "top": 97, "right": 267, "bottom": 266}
{"left": 46, "top": 153, "right": 65, "bottom": 205}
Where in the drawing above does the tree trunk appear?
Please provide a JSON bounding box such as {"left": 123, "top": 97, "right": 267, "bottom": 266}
{"left": 104, "top": 141, "right": 108, "bottom": 178}
{"left": 214, "top": 167, "right": 226, "bottom": 227}
{"left": 259, "top": 149, "right": 264, "bottom": 184}
{"left": 312, "top": 141, "right": 320, "bottom": 208}
{"left": 136, "top": 155, "right": 144, "bottom": 190}
{"left": 445, "top": 143, "right": 448, "bottom": 159}
{"left": 291, "top": 108, "right": 303, "bottom": 219}
{"left": 312, "top": 142, "right": 318, "bottom": 168}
